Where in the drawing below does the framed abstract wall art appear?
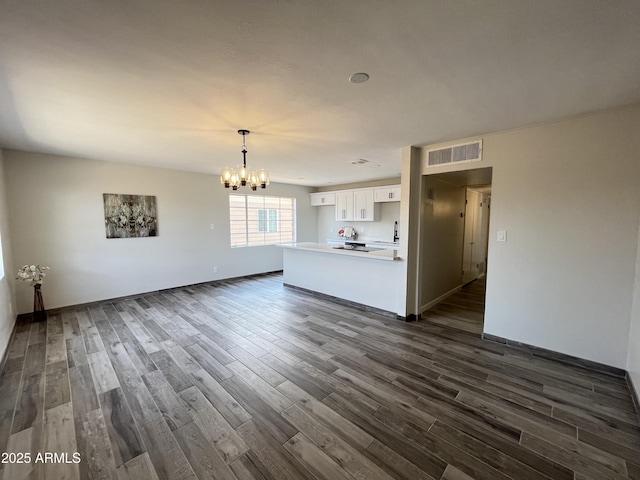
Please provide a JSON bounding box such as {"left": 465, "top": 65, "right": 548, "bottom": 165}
{"left": 103, "top": 193, "right": 158, "bottom": 238}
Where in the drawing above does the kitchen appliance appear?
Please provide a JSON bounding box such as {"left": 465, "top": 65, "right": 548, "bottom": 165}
{"left": 338, "top": 226, "right": 357, "bottom": 239}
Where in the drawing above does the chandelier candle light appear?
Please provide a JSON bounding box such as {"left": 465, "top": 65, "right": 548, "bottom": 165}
{"left": 220, "top": 129, "right": 269, "bottom": 191}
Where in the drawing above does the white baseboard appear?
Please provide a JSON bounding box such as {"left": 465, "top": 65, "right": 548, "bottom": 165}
{"left": 420, "top": 285, "right": 462, "bottom": 313}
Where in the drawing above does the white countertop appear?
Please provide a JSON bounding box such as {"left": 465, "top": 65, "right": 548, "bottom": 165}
{"left": 327, "top": 238, "right": 400, "bottom": 249}
{"left": 279, "top": 242, "right": 398, "bottom": 261}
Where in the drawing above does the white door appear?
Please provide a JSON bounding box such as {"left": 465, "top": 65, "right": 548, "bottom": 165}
{"left": 462, "top": 189, "right": 483, "bottom": 284}
{"left": 475, "top": 194, "right": 490, "bottom": 275}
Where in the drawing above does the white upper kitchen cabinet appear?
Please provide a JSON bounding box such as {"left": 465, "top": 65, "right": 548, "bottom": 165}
{"left": 335, "top": 192, "right": 354, "bottom": 221}
{"left": 314, "top": 187, "right": 380, "bottom": 221}
{"left": 310, "top": 192, "right": 336, "bottom": 206}
{"left": 353, "top": 189, "right": 376, "bottom": 221}
{"left": 373, "top": 185, "right": 401, "bottom": 202}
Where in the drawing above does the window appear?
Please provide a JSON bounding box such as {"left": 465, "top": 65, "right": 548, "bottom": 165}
{"left": 229, "top": 195, "right": 296, "bottom": 247}
{"left": 258, "top": 209, "right": 278, "bottom": 233}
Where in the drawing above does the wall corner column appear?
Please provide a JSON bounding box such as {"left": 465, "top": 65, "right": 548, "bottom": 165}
{"left": 627, "top": 210, "right": 640, "bottom": 406}
{"left": 397, "top": 145, "right": 422, "bottom": 319}
{"left": 0, "top": 148, "right": 18, "bottom": 362}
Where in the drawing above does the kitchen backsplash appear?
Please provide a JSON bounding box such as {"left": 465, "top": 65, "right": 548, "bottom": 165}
{"left": 316, "top": 201, "right": 400, "bottom": 243}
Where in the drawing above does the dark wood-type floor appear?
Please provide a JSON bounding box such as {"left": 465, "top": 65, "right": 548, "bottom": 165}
{"left": 422, "top": 278, "right": 486, "bottom": 336}
{"left": 1, "top": 273, "right": 639, "bottom": 480}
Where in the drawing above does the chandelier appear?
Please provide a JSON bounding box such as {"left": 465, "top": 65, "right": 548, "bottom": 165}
{"left": 220, "top": 129, "right": 269, "bottom": 190}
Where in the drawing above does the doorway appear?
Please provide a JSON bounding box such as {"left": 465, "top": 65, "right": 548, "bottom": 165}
{"left": 462, "top": 187, "right": 491, "bottom": 285}
{"left": 418, "top": 167, "right": 492, "bottom": 334}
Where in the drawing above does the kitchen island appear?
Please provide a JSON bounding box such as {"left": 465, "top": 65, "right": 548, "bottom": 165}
{"left": 280, "top": 242, "right": 403, "bottom": 314}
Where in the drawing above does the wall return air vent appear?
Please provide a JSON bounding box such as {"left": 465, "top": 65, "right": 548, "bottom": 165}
{"left": 427, "top": 140, "right": 482, "bottom": 167}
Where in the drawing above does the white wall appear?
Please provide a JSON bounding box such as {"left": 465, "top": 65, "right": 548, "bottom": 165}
{"left": 4, "top": 150, "right": 316, "bottom": 313}
{"left": 283, "top": 248, "right": 403, "bottom": 313}
{"left": 315, "top": 178, "right": 401, "bottom": 193}
{"left": 0, "top": 150, "right": 17, "bottom": 360}
{"left": 628, "top": 219, "right": 640, "bottom": 400}
{"left": 420, "top": 105, "right": 640, "bottom": 368}
{"left": 419, "top": 177, "right": 466, "bottom": 310}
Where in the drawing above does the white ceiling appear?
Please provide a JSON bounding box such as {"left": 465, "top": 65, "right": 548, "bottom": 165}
{"left": 1, "top": 1, "right": 640, "bottom": 187}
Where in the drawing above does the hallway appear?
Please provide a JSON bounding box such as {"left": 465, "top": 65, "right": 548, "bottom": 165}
{"left": 422, "top": 277, "right": 486, "bottom": 335}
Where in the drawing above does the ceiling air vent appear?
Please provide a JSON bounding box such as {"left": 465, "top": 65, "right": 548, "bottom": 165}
{"left": 427, "top": 140, "right": 482, "bottom": 167}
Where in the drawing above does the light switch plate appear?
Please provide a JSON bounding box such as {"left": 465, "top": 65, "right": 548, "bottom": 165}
{"left": 497, "top": 230, "right": 507, "bottom": 242}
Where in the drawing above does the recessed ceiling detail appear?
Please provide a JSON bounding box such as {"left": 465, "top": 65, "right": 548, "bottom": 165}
{"left": 349, "top": 73, "right": 370, "bottom": 84}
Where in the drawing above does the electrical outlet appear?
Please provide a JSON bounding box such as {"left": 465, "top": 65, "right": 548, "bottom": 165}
{"left": 213, "top": 266, "right": 218, "bottom": 273}
{"left": 210, "top": 224, "right": 215, "bottom": 230}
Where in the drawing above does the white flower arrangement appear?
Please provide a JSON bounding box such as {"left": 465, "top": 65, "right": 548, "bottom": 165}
{"left": 16, "top": 264, "right": 50, "bottom": 286}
